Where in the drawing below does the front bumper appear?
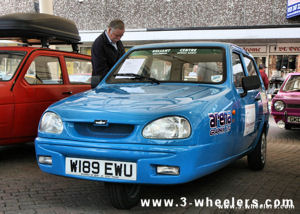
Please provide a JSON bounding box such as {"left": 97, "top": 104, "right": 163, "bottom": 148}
{"left": 35, "top": 137, "right": 236, "bottom": 185}
{"left": 272, "top": 111, "right": 300, "bottom": 126}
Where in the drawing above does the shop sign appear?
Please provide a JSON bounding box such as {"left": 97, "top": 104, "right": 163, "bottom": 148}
{"left": 287, "top": 0, "right": 300, "bottom": 18}
{"left": 241, "top": 46, "right": 267, "bottom": 53}
{"left": 270, "top": 44, "right": 300, "bottom": 53}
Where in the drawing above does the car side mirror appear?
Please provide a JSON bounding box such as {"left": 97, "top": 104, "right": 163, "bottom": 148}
{"left": 240, "top": 76, "right": 261, "bottom": 97}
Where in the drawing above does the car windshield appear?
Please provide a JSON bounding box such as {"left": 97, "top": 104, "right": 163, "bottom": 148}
{"left": 107, "top": 47, "right": 225, "bottom": 84}
{"left": 282, "top": 75, "right": 300, "bottom": 92}
{"left": 0, "top": 51, "right": 26, "bottom": 81}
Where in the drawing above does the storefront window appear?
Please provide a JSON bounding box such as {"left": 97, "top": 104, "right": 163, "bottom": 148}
{"left": 79, "top": 46, "right": 131, "bottom": 56}
{"left": 80, "top": 47, "right": 91, "bottom": 56}
{"left": 269, "top": 55, "right": 300, "bottom": 79}
{"left": 254, "top": 57, "right": 266, "bottom": 68}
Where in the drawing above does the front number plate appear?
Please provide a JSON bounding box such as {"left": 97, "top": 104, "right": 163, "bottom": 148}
{"left": 65, "top": 157, "right": 137, "bottom": 181}
{"left": 287, "top": 116, "right": 300, "bottom": 124}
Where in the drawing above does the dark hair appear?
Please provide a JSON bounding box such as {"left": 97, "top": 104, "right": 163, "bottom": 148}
{"left": 259, "top": 64, "right": 265, "bottom": 69}
{"left": 108, "top": 19, "right": 125, "bottom": 30}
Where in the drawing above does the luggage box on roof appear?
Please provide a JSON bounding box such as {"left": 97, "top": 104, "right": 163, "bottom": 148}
{"left": 0, "top": 13, "right": 80, "bottom": 46}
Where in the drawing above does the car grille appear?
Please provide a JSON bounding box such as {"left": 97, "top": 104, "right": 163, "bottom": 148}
{"left": 287, "top": 104, "right": 300, "bottom": 109}
{"left": 74, "top": 122, "right": 135, "bottom": 139}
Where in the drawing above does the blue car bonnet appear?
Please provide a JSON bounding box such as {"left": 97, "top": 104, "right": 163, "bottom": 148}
{"left": 49, "top": 84, "right": 225, "bottom": 122}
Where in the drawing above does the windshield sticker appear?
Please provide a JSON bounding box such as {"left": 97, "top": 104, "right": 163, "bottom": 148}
{"left": 116, "top": 58, "right": 145, "bottom": 78}
{"left": 211, "top": 75, "right": 223, "bottom": 82}
{"left": 152, "top": 49, "right": 171, "bottom": 55}
{"left": 209, "top": 111, "right": 232, "bottom": 136}
{"left": 177, "top": 48, "right": 197, "bottom": 55}
{"left": 244, "top": 104, "right": 256, "bottom": 136}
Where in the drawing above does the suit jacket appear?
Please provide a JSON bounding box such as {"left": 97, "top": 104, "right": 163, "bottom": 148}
{"left": 91, "top": 31, "right": 125, "bottom": 88}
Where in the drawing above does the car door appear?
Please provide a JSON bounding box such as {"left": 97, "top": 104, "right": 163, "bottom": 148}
{"left": 231, "top": 52, "right": 261, "bottom": 154}
{"left": 0, "top": 49, "right": 27, "bottom": 144}
{"left": 242, "top": 55, "right": 264, "bottom": 142}
{"left": 12, "top": 50, "right": 73, "bottom": 139}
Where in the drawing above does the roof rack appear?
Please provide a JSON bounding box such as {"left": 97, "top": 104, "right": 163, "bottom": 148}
{"left": 0, "top": 13, "right": 81, "bottom": 52}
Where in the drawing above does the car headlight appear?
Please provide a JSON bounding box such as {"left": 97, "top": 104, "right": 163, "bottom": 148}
{"left": 142, "top": 116, "right": 191, "bottom": 139}
{"left": 274, "top": 100, "right": 285, "bottom": 111}
{"left": 39, "top": 112, "right": 63, "bottom": 134}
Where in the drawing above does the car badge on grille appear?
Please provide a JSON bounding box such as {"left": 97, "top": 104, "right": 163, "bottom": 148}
{"left": 94, "top": 120, "right": 108, "bottom": 126}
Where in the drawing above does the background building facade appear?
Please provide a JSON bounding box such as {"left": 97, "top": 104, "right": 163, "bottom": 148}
{"left": 1, "top": 0, "right": 300, "bottom": 77}
{"left": 1, "top": 0, "right": 299, "bottom": 29}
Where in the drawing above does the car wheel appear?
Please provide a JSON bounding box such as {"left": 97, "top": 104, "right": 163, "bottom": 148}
{"left": 285, "top": 124, "right": 292, "bottom": 130}
{"left": 247, "top": 131, "right": 267, "bottom": 170}
{"left": 105, "top": 182, "right": 141, "bottom": 209}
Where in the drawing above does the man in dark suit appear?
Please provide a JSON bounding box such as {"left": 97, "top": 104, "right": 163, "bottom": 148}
{"left": 91, "top": 19, "right": 125, "bottom": 88}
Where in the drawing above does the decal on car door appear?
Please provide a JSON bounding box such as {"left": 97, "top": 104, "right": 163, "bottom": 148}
{"left": 209, "top": 111, "right": 232, "bottom": 136}
{"left": 244, "top": 104, "right": 256, "bottom": 136}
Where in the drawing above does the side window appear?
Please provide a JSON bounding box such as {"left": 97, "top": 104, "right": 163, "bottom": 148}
{"left": 25, "top": 56, "right": 62, "bottom": 85}
{"left": 65, "top": 57, "right": 92, "bottom": 84}
{"left": 244, "top": 56, "right": 258, "bottom": 76}
{"left": 232, "top": 53, "right": 245, "bottom": 88}
{"left": 0, "top": 52, "right": 25, "bottom": 81}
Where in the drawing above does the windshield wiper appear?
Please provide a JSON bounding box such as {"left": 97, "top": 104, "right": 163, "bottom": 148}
{"left": 114, "top": 73, "right": 160, "bottom": 84}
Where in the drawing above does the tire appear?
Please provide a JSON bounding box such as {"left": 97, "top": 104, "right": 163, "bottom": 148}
{"left": 105, "top": 182, "right": 141, "bottom": 209}
{"left": 247, "top": 131, "right": 267, "bottom": 170}
{"left": 285, "top": 124, "right": 292, "bottom": 130}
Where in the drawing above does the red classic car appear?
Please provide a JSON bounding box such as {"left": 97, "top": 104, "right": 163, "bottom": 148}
{"left": 271, "top": 72, "right": 300, "bottom": 129}
{"left": 0, "top": 13, "right": 91, "bottom": 145}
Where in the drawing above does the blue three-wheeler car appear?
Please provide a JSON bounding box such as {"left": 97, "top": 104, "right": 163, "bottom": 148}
{"left": 35, "top": 42, "right": 269, "bottom": 209}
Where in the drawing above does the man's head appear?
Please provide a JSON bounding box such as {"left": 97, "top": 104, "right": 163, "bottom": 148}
{"left": 259, "top": 64, "right": 265, "bottom": 70}
{"left": 107, "top": 19, "right": 125, "bottom": 43}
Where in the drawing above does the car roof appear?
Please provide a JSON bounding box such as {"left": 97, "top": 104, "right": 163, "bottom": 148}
{"left": 129, "top": 42, "right": 250, "bottom": 55}
{"left": 287, "top": 72, "right": 300, "bottom": 76}
{"left": 283, "top": 72, "right": 300, "bottom": 81}
{"left": 131, "top": 42, "right": 232, "bottom": 48}
{"left": 0, "top": 46, "right": 39, "bottom": 51}
{"left": 0, "top": 46, "right": 90, "bottom": 57}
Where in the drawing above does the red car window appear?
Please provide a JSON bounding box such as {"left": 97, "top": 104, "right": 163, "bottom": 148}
{"left": 25, "top": 56, "right": 63, "bottom": 85}
{"left": 65, "top": 57, "right": 92, "bottom": 84}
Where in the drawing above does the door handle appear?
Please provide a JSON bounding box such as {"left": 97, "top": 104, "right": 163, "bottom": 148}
{"left": 62, "top": 91, "right": 73, "bottom": 95}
